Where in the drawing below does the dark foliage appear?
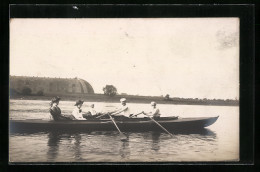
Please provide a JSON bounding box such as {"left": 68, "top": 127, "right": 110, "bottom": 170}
{"left": 10, "top": 88, "right": 19, "bottom": 96}
{"left": 103, "top": 85, "right": 117, "bottom": 97}
{"left": 36, "top": 90, "right": 44, "bottom": 96}
{"left": 164, "top": 94, "right": 172, "bottom": 101}
{"left": 21, "top": 87, "right": 32, "bottom": 95}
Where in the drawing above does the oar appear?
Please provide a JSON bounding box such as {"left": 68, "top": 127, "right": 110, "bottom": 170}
{"left": 96, "top": 110, "right": 118, "bottom": 118}
{"left": 143, "top": 113, "right": 174, "bottom": 137}
{"left": 95, "top": 112, "right": 110, "bottom": 118}
{"left": 129, "top": 112, "right": 143, "bottom": 118}
{"left": 108, "top": 114, "right": 128, "bottom": 141}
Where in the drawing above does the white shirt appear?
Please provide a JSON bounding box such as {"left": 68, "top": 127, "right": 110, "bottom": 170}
{"left": 119, "top": 104, "right": 130, "bottom": 117}
{"left": 89, "top": 107, "right": 97, "bottom": 115}
{"left": 72, "top": 107, "right": 84, "bottom": 120}
{"left": 151, "top": 107, "right": 160, "bottom": 117}
{"left": 111, "top": 104, "right": 130, "bottom": 117}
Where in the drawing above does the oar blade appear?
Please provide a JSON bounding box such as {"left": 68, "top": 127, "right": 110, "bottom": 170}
{"left": 119, "top": 133, "right": 128, "bottom": 141}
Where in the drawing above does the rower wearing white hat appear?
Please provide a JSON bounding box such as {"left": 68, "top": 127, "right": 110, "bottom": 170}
{"left": 110, "top": 98, "right": 131, "bottom": 118}
{"left": 142, "top": 101, "right": 161, "bottom": 119}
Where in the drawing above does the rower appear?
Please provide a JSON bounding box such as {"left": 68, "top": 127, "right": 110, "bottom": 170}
{"left": 85, "top": 104, "right": 103, "bottom": 118}
{"left": 110, "top": 98, "right": 131, "bottom": 119}
{"left": 89, "top": 104, "right": 98, "bottom": 116}
{"left": 142, "top": 101, "right": 161, "bottom": 119}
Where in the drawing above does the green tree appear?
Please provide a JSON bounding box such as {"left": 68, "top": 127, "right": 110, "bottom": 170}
{"left": 103, "top": 85, "right": 117, "bottom": 96}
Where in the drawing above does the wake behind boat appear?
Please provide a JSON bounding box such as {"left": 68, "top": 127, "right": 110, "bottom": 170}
{"left": 10, "top": 116, "right": 219, "bottom": 133}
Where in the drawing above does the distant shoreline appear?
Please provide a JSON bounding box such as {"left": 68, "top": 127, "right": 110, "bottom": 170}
{"left": 10, "top": 94, "right": 239, "bottom": 106}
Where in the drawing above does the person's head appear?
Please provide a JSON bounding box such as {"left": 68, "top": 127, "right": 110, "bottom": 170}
{"left": 120, "top": 98, "right": 127, "bottom": 105}
{"left": 75, "top": 100, "right": 84, "bottom": 108}
{"left": 151, "top": 101, "right": 157, "bottom": 108}
{"left": 52, "top": 102, "right": 58, "bottom": 106}
{"left": 50, "top": 96, "right": 61, "bottom": 106}
{"left": 90, "top": 104, "right": 95, "bottom": 108}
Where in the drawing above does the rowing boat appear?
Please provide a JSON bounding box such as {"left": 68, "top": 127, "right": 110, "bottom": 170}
{"left": 10, "top": 116, "right": 219, "bottom": 133}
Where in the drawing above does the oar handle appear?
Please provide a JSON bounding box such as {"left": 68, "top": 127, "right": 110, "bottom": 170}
{"left": 96, "top": 112, "right": 110, "bottom": 118}
{"left": 129, "top": 112, "right": 143, "bottom": 118}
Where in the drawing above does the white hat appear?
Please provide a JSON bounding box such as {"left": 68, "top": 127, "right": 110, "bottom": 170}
{"left": 151, "top": 101, "right": 156, "bottom": 106}
{"left": 120, "top": 98, "right": 126, "bottom": 102}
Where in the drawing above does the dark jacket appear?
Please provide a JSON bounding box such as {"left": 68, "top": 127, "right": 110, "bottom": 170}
{"left": 49, "top": 106, "right": 72, "bottom": 121}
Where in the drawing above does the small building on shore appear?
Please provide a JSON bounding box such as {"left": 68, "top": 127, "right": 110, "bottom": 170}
{"left": 9, "top": 76, "right": 94, "bottom": 95}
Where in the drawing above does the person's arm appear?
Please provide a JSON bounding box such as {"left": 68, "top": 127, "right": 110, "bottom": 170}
{"left": 111, "top": 106, "right": 128, "bottom": 116}
{"left": 142, "top": 111, "right": 152, "bottom": 117}
{"left": 106, "top": 108, "right": 119, "bottom": 114}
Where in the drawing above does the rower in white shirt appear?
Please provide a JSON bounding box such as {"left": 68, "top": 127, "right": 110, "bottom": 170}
{"left": 89, "top": 104, "right": 97, "bottom": 116}
{"left": 110, "top": 98, "right": 131, "bottom": 118}
{"left": 72, "top": 100, "right": 85, "bottom": 120}
{"left": 142, "top": 101, "right": 161, "bottom": 119}
{"left": 88, "top": 104, "right": 103, "bottom": 118}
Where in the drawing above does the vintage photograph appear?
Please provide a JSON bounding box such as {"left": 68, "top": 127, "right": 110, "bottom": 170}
{"left": 9, "top": 18, "right": 239, "bottom": 162}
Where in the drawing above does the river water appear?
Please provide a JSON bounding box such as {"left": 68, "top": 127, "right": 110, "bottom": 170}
{"left": 9, "top": 99, "right": 239, "bottom": 162}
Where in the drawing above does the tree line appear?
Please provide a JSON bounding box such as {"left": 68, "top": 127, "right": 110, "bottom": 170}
{"left": 10, "top": 85, "right": 238, "bottom": 103}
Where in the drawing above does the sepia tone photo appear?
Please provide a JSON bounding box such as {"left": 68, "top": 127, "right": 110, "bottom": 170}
{"left": 9, "top": 18, "right": 239, "bottom": 162}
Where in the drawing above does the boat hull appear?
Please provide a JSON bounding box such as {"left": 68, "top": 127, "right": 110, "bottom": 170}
{"left": 10, "top": 116, "right": 219, "bottom": 133}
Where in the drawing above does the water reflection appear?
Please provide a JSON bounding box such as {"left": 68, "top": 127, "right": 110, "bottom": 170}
{"left": 174, "top": 128, "right": 217, "bottom": 145}
{"left": 46, "top": 132, "right": 84, "bottom": 161}
{"left": 151, "top": 132, "right": 161, "bottom": 152}
{"left": 173, "top": 128, "right": 217, "bottom": 136}
{"left": 119, "top": 141, "right": 130, "bottom": 159}
{"left": 71, "top": 134, "right": 82, "bottom": 161}
{"left": 21, "top": 128, "right": 218, "bottom": 162}
{"left": 47, "top": 132, "right": 60, "bottom": 161}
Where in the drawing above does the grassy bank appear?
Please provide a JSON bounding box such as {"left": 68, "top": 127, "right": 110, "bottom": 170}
{"left": 10, "top": 93, "right": 239, "bottom": 106}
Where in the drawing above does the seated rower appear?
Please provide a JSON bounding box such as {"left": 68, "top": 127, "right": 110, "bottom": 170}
{"left": 110, "top": 98, "right": 131, "bottom": 119}
{"left": 89, "top": 104, "right": 103, "bottom": 117}
{"left": 142, "top": 101, "right": 161, "bottom": 119}
{"left": 82, "top": 104, "right": 103, "bottom": 119}
{"left": 89, "top": 104, "right": 97, "bottom": 115}
{"left": 72, "top": 100, "right": 86, "bottom": 120}
{"left": 49, "top": 96, "right": 76, "bottom": 121}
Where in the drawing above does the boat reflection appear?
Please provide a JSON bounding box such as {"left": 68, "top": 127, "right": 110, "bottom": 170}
{"left": 151, "top": 132, "right": 161, "bottom": 152}
{"left": 22, "top": 128, "right": 217, "bottom": 162}
{"left": 70, "top": 134, "right": 82, "bottom": 161}
{"left": 47, "top": 131, "right": 61, "bottom": 161}
{"left": 46, "top": 131, "right": 84, "bottom": 161}
{"left": 172, "top": 128, "right": 217, "bottom": 136}
{"left": 119, "top": 141, "right": 130, "bottom": 160}
{"left": 148, "top": 128, "right": 217, "bottom": 152}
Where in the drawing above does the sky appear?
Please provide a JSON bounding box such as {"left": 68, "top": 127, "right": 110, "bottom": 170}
{"left": 10, "top": 18, "right": 239, "bottom": 99}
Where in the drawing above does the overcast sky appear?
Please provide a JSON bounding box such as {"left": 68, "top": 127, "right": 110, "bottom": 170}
{"left": 10, "top": 18, "right": 239, "bottom": 99}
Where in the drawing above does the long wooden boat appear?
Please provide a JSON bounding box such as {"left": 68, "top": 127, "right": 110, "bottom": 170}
{"left": 10, "top": 116, "right": 219, "bottom": 133}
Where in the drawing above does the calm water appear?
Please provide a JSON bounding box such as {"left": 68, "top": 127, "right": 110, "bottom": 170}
{"left": 9, "top": 99, "right": 239, "bottom": 162}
